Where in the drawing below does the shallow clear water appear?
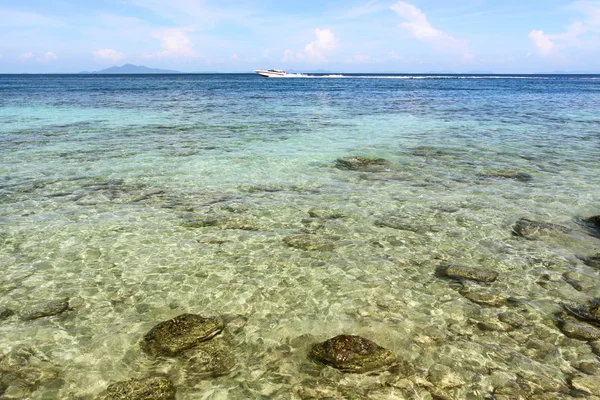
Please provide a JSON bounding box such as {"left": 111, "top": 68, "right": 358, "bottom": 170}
{"left": 1, "top": 74, "right": 600, "bottom": 399}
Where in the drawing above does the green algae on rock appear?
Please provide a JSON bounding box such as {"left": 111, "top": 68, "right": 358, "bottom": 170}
{"left": 580, "top": 254, "right": 600, "bottom": 269}
{"left": 441, "top": 265, "right": 498, "bottom": 283}
{"left": 19, "top": 298, "right": 70, "bottom": 321}
{"left": 569, "top": 374, "right": 600, "bottom": 396}
{"left": 0, "top": 307, "right": 15, "bottom": 321}
{"left": 310, "top": 335, "right": 397, "bottom": 373}
{"left": 141, "top": 314, "right": 224, "bottom": 357}
{"left": 180, "top": 340, "right": 236, "bottom": 383}
{"left": 512, "top": 218, "right": 571, "bottom": 240}
{"left": 479, "top": 171, "right": 533, "bottom": 182}
{"left": 103, "top": 376, "right": 175, "bottom": 400}
{"left": 562, "top": 303, "right": 600, "bottom": 325}
{"left": 459, "top": 288, "right": 505, "bottom": 307}
{"left": 283, "top": 234, "right": 337, "bottom": 251}
{"left": 585, "top": 215, "right": 600, "bottom": 229}
{"left": 308, "top": 207, "right": 347, "bottom": 220}
{"left": 559, "top": 320, "right": 600, "bottom": 341}
{"left": 335, "top": 156, "right": 389, "bottom": 172}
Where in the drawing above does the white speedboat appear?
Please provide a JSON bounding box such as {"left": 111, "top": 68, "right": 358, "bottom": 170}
{"left": 254, "top": 69, "right": 287, "bottom": 78}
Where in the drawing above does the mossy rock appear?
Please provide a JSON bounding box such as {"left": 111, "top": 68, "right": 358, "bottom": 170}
{"left": 559, "top": 320, "right": 600, "bottom": 341}
{"left": 335, "top": 156, "right": 389, "bottom": 172}
{"left": 283, "top": 234, "right": 336, "bottom": 251}
{"left": 103, "top": 376, "right": 175, "bottom": 400}
{"left": 19, "top": 298, "right": 70, "bottom": 321}
{"left": 141, "top": 314, "right": 224, "bottom": 357}
{"left": 440, "top": 265, "right": 498, "bottom": 283}
{"left": 310, "top": 335, "right": 397, "bottom": 373}
{"left": 512, "top": 218, "right": 571, "bottom": 240}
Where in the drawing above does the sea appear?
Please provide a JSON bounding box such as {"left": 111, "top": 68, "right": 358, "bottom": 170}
{"left": 1, "top": 73, "right": 600, "bottom": 399}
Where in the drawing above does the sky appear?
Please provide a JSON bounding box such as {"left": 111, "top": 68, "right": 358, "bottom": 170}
{"left": 0, "top": 0, "right": 599, "bottom": 73}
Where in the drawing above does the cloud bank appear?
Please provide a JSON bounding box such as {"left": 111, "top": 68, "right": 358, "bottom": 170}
{"left": 390, "top": 1, "right": 473, "bottom": 60}
{"left": 93, "top": 49, "right": 124, "bottom": 62}
{"left": 283, "top": 28, "right": 339, "bottom": 63}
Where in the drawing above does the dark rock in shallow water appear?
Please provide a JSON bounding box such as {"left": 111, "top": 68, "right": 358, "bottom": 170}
{"left": 335, "top": 156, "right": 388, "bottom": 172}
{"left": 310, "top": 335, "right": 397, "bottom": 373}
{"left": 562, "top": 303, "right": 600, "bottom": 326}
{"left": 580, "top": 254, "right": 600, "bottom": 269}
{"left": 181, "top": 340, "right": 236, "bottom": 382}
{"left": 591, "top": 341, "right": 600, "bottom": 356}
{"left": 512, "top": 218, "right": 571, "bottom": 240}
{"left": 480, "top": 171, "right": 533, "bottom": 182}
{"left": 283, "top": 234, "right": 337, "bottom": 251}
{"left": 559, "top": 320, "right": 600, "bottom": 341}
{"left": 308, "top": 207, "right": 346, "bottom": 219}
{"left": 459, "top": 288, "right": 505, "bottom": 307}
{"left": 19, "top": 298, "right": 69, "bottom": 321}
{"left": 141, "top": 314, "right": 224, "bottom": 357}
{"left": 497, "top": 312, "right": 529, "bottom": 328}
{"left": 374, "top": 217, "right": 437, "bottom": 234}
{"left": 103, "top": 376, "right": 175, "bottom": 400}
{"left": 0, "top": 307, "right": 15, "bottom": 321}
{"left": 569, "top": 374, "right": 600, "bottom": 396}
{"left": 585, "top": 215, "right": 600, "bottom": 229}
{"left": 183, "top": 217, "right": 259, "bottom": 231}
{"left": 440, "top": 265, "right": 498, "bottom": 283}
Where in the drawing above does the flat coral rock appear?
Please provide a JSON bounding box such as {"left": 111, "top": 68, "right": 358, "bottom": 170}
{"left": 141, "top": 314, "right": 224, "bottom": 357}
{"left": 310, "top": 335, "right": 397, "bottom": 373}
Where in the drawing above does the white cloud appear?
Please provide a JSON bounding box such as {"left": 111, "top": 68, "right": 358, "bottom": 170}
{"left": 147, "top": 29, "right": 197, "bottom": 58}
{"left": 93, "top": 48, "right": 124, "bottom": 62}
{"left": 301, "top": 28, "right": 339, "bottom": 62}
{"left": 37, "top": 51, "right": 58, "bottom": 63}
{"left": 528, "top": 30, "right": 555, "bottom": 56}
{"left": 282, "top": 49, "right": 294, "bottom": 62}
{"left": 529, "top": 1, "right": 600, "bottom": 56}
{"left": 390, "top": 1, "right": 473, "bottom": 59}
{"left": 343, "top": 0, "right": 387, "bottom": 18}
{"left": 16, "top": 52, "right": 34, "bottom": 61}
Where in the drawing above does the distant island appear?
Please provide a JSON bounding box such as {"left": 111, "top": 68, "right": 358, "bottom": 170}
{"left": 79, "top": 64, "right": 180, "bottom": 74}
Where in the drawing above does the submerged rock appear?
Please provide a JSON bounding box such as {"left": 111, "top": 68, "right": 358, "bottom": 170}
{"left": 562, "top": 303, "right": 600, "bottom": 326}
{"left": 19, "top": 298, "right": 70, "bottom": 321}
{"left": 183, "top": 217, "right": 259, "bottom": 231}
{"left": 103, "top": 376, "right": 175, "bottom": 400}
{"left": 0, "top": 350, "right": 60, "bottom": 399}
{"left": 283, "top": 234, "right": 337, "bottom": 252}
{"left": 428, "top": 364, "right": 466, "bottom": 389}
{"left": 512, "top": 218, "right": 571, "bottom": 240}
{"left": 0, "top": 306, "right": 15, "bottom": 321}
{"left": 440, "top": 265, "right": 498, "bottom": 283}
{"left": 335, "top": 156, "right": 389, "bottom": 172}
{"left": 459, "top": 288, "right": 505, "bottom": 307}
{"left": 374, "top": 217, "right": 436, "bottom": 234}
{"left": 559, "top": 320, "right": 600, "bottom": 341}
{"left": 570, "top": 374, "right": 600, "bottom": 396}
{"left": 480, "top": 171, "right": 533, "bottom": 182}
{"left": 308, "top": 207, "right": 346, "bottom": 220}
{"left": 585, "top": 215, "right": 600, "bottom": 229}
{"left": 591, "top": 341, "right": 600, "bottom": 356}
{"left": 141, "top": 314, "right": 224, "bottom": 357}
{"left": 310, "top": 335, "right": 397, "bottom": 373}
{"left": 498, "top": 312, "right": 529, "bottom": 328}
{"left": 580, "top": 254, "right": 600, "bottom": 269}
{"left": 181, "top": 340, "right": 236, "bottom": 382}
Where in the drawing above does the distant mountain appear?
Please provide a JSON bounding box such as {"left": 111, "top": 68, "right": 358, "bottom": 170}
{"left": 80, "top": 64, "right": 180, "bottom": 74}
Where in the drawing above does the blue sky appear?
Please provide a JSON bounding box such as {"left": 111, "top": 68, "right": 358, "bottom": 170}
{"left": 0, "top": 0, "right": 599, "bottom": 73}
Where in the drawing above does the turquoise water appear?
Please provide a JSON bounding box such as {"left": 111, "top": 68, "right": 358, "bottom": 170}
{"left": 1, "top": 74, "right": 600, "bottom": 399}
